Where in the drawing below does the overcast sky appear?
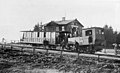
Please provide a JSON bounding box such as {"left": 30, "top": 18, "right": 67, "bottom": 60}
{"left": 0, "top": 0, "right": 120, "bottom": 42}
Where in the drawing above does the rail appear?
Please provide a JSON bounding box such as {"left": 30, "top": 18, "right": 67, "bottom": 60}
{"left": 0, "top": 43, "right": 120, "bottom": 60}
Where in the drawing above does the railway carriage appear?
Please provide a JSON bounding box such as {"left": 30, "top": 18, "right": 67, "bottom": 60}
{"left": 21, "top": 31, "right": 56, "bottom": 46}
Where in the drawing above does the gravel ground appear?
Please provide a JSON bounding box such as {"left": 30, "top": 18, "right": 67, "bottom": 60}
{"left": 0, "top": 48, "right": 120, "bottom": 73}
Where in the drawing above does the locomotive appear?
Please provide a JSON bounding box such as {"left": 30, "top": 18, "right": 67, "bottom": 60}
{"left": 20, "top": 18, "right": 105, "bottom": 53}
{"left": 68, "top": 27, "right": 105, "bottom": 53}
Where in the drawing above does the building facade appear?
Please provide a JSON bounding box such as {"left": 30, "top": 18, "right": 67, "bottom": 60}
{"left": 44, "top": 17, "right": 84, "bottom": 37}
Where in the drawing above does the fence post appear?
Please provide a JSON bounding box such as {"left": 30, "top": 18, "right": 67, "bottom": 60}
{"left": 114, "top": 44, "right": 117, "bottom": 55}
{"left": 1, "top": 44, "right": 4, "bottom": 50}
{"left": 21, "top": 47, "right": 24, "bottom": 54}
{"left": 33, "top": 46, "right": 36, "bottom": 55}
{"left": 45, "top": 45, "right": 48, "bottom": 56}
{"left": 60, "top": 46, "right": 63, "bottom": 58}
{"left": 11, "top": 46, "right": 13, "bottom": 50}
{"left": 97, "top": 54, "right": 100, "bottom": 64}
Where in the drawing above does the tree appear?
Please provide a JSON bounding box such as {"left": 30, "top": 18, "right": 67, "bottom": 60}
{"left": 113, "top": 31, "right": 118, "bottom": 43}
{"left": 116, "top": 33, "right": 120, "bottom": 44}
{"left": 103, "top": 24, "right": 120, "bottom": 48}
{"left": 103, "top": 25, "right": 115, "bottom": 48}
{"left": 33, "top": 24, "right": 40, "bottom": 31}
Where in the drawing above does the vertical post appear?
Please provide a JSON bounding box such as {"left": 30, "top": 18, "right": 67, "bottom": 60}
{"left": 75, "top": 41, "right": 79, "bottom": 58}
{"left": 89, "top": 44, "right": 92, "bottom": 53}
{"left": 97, "top": 54, "right": 100, "bottom": 64}
{"left": 46, "top": 45, "right": 48, "bottom": 56}
{"left": 88, "top": 35, "right": 93, "bottom": 53}
{"left": 33, "top": 46, "right": 36, "bottom": 55}
{"left": 77, "top": 45, "right": 79, "bottom": 59}
{"left": 2, "top": 38, "right": 5, "bottom": 50}
{"left": 104, "top": 48, "right": 106, "bottom": 53}
{"left": 60, "top": 46, "right": 63, "bottom": 58}
{"left": 104, "top": 40, "right": 107, "bottom": 53}
{"left": 4, "top": 43, "right": 6, "bottom": 50}
{"left": 43, "top": 39, "right": 49, "bottom": 56}
{"left": 114, "top": 44, "right": 117, "bottom": 55}
{"left": 77, "top": 52, "right": 79, "bottom": 59}
{"left": 61, "top": 40, "right": 65, "bottom": 59}
{"left": 1, "top": 44, "right": 3, "bottom": 50}
{"left": 21, "top": 47, "right": 24, "bottom": 54}
{"left": 11, "top": 46, "right": 13, "bottom": 50}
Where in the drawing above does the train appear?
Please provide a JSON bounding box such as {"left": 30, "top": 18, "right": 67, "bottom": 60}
{"left": 20, "top": 18, "right": 105, "bottom": 54}
{"left": 68, "top": 27, "right": 105, "bottom": 53}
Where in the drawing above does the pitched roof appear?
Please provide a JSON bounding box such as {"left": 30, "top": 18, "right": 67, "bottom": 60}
{"left": 45, "top": 19, "right": 84, "bottom": 27}
{"left": 54, "top": 19, "right": 74, "bottom": 25}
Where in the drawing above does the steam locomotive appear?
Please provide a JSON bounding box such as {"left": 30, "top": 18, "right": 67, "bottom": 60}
{"left": 20, "top": 18, "right": 105, "bottom": 53}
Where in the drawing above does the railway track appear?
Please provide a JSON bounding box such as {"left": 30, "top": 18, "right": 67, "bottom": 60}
{"left": 1, "top": 43, "right": 120, "bottom": 61}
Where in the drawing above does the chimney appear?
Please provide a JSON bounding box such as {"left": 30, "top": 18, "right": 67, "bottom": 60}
{"left": 62, "top": 17, "right": 66, "bottom": 21}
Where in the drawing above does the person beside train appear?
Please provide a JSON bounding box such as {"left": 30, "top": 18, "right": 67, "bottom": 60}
{"left": 75, "top": 40, "right": 79, "bottom": 52}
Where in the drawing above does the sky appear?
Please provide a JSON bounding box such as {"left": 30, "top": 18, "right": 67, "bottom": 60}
{"left": 0, "top": 0, "right": 120, "bottom": 42}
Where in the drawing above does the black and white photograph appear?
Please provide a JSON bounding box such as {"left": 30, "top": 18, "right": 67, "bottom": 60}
{"left": 0, "top": 0, "right": 120, "bottom": 73}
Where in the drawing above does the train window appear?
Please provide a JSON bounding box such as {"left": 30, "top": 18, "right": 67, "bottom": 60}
{"left": 22, "top": 33, "right": 24, "bottom": 39}
{"left": 62, "top": 26, "right": 65, "bottom": 31}
{"left": 101, "top": 29, "right": 104, "bottom": 34}
{"left": 31, "top": 32, "right": 33, "bottom": 38}
{"left": 25, "top": 32, "right": 27, "bottom": 38}
{"left": 97, "top": 29, "right": 104, "bottom": 34}
{"left": 102, "top": 32, "right": 104, "bottom": 34}
{"left": 44, "top": 32, "right": 46, "bottom": 37}
{"left": 85, "top": 30, "right": 92, "bottom": 36}
{"left": 98, "top": 30, "right": 101, "bottom": 34}
{"left": 37, "top": 32, "right": 39, "bottom": 37}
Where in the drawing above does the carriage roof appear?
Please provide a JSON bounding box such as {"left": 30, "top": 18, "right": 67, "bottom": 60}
{"left": 82, "top": 27, "right": 103, "bottom": 30}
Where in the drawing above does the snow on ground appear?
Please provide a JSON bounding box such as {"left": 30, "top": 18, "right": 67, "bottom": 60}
{"left": 96, "top": 49, "right": 120, "bottom": 56}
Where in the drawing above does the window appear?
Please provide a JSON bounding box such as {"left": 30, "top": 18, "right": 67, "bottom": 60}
{"left": 74, "top": 23, "right": 77, "bottom": 25}
{"left": 99, "top": 30, "right": 101, "bottom": 34}
{"left": 101, "top": 29, "right": 104, "bottom": 34}
{"left": 22, "top": 33, "right": 24, "bottom": 39}
{"left": 44, "top": 32, "right": 46, "bottom": 37}
{"left": 102, "top": 32, "right": 104, "bottom": 34}
{"left": 62, "top": 26, "right": 65, "bottom": 31}
{"left": 31, "top": 32, "right": 33, "bottom": 38}
{"left": 37, "top": 32, "right": 39, "bottom": 37}
{"left": 72, "top": 27, "right": 76, "bottom": 32}
{"left": 85, "top": 30, "right": 92, "bottom": 36}
{"left": 56, "top": 27, "right": 59, "bottom": 31}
